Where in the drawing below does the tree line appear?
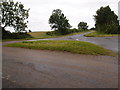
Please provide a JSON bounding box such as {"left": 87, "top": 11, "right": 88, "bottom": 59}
{"left": 1, "top": 0, "right": 120, "bottom": 39}
{"left": 48, "top": 9, "right": 89, "bottom": 35}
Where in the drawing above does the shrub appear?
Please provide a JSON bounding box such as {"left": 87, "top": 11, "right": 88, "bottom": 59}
{"left": 2, "top": 28, "right": 32, "bottom": 39}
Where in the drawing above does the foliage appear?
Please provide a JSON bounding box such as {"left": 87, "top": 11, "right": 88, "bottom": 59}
{"left": 2, "top": 27, "right": 12, "bottom": 39}
{"left": 29, "top": 30, "right": 32, "bottom": 32}
{"left": 94, "top": 6, "right": 119, "bottom": 34}
{"left": 5, "top": 40, "right": 116, "bottom": 56}
{"left": 49, "top": 9, "right": 71, "bottom": 35}
{"left": 1, "top": 0, "right": 30, "bottom": 32}
{"left": 85, "top": 31, "right": 120, "bottom": 37}
{"left": 46, "top": 29, "right": 78, "bottom": 36}
{"left": 2, "top": 27, "right": 32, "bottom": 39}
{"left": 90, "top": 27, "right": 95, "bottom": 30}
{"left": 46, "top": 31, "right": 60, "bottom": 36}
{"left": 78, "top": 22, "right": 88, "bottom": 30}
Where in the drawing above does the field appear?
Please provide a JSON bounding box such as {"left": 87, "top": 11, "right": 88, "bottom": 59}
{"left": 28, "top": 32, "right": 57, "bottom": 39}
{"left": 5, "top": 40, "right": 116, "bottom": 56}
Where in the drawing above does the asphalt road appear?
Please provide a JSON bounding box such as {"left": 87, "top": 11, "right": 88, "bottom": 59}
{"left": 42, "top": 32, "right": 118, "bottom": 52}
{"left": 2, "top": 32, "right": 119, "bottom": 88}
{"left": 3, "top": 47, "right": 118, "bottom": 88}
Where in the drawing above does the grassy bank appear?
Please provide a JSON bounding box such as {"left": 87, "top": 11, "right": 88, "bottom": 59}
{"left": 5, "top": 40, "right": 116, "bottom": 56}
{"left": 85, "top": 31, "right": 120, "bottom": 37}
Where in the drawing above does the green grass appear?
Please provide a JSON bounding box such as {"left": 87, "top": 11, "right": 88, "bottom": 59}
{"left": 85, "top": 31, "right": 120, "bottom": 37}
{"left": 5, "top": 40, "right": 116, "bottom": 56}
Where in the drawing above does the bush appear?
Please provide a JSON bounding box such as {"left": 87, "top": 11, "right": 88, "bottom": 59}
{"left": 90, "top": 27, "right": 95, "bottom": 30}
{"left": 2, "top": 28, "right": 32, "bottom": 39}
{"left": 11, "top": 33, "right": 32, "bottom": 39}
{"left": 46, "top": 29, "right": 85, "bottom": 36}
{"left": 2, "top": 28, "right": 12, "bottom": 39}
{"left": 46, "top": 31, "right": 60, "bottom": 36}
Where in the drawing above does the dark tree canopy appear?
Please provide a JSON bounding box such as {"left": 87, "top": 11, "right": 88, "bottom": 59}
{"left": 1, "top": 0, "right": 30, "bottom": 32}
{"left": 94, "top": 6, "right": 119, "bottom": 34}
{"left": 49, "top": 9, "right": 71, "bottom": 35}
{"left": 78, "top": 22, "right": 88, "bottom": 30}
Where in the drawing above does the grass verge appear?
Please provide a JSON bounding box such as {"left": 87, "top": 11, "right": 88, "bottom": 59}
{"left": 84, "top": 31, "right": 120, "bottom": 37}
{"left": 5, "top": 40, "right": 116, "bottom": 56}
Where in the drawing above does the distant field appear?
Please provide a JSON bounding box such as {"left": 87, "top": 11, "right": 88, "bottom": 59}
{"left": 5, "top": 40, "right": 116, "bottom": 56}
{"left": 28, "top": 32, "right": 51, "bottom": 39}
{"left": 85, "top": 31, "right": 120, "bottom": 37}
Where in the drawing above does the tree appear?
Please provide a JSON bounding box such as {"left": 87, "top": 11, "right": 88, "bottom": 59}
{"left": 49, "top": 9, "right": 71, "bottom": 35}
{"left": 78, "top": 22, "right": 88, "bottom": 30}
{"left": 1, "top": 0, "right": 30, "bottom": 32}
{"left": 90, "top": 27, "right": 95, "bottom": 30}
{"left": 94, "top": 6, "right": 119, "bottom": 34}
{"left": 29, "top": 30, "right": 32, "bottom": 32}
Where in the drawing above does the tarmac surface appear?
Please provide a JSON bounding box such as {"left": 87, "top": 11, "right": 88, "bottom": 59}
{"left": 3, "top": 47, "right": 118, "bottom": 88}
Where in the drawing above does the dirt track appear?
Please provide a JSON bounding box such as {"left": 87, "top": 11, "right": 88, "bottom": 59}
{"left": 3, "top": 47, "right": 118, "bottom": 88}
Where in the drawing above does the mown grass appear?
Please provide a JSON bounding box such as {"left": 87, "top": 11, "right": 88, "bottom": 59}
{"left": 5, "top": 40, "right": 116, "bottom": 56}
{"left": 85, "top": 31, "right": 120, "bottom": 37}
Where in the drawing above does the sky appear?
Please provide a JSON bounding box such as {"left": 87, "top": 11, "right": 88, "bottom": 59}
{"left": 10, "top": 0, "right": 120, "bottom": 32}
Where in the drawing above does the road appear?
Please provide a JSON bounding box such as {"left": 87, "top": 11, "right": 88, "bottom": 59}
{"left": 2, "top": 32, "right": 119, "bottom": 88}
{"left": 3, "top": 47, "right": 118, "bottom": 88}
{"left": 3, "top": 31, "right": 119, "bottom": 52}
{"left": 41, "top": 32, "right": 118, "bottom": 52}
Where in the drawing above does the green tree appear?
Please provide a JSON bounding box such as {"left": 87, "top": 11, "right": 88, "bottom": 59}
{"left": 1, "top": 0, "right": 30, "bottom": 32}
{"left": 94, "top": 6, "right": 119, "bottom": 34}
{"left": 49, "top": 9, "right": 71, "bottom": 35}
{"left": 78, "top": 22, "right": 88, "bottom": 30}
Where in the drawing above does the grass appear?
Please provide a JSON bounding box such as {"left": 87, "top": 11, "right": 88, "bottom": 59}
{"left": 84, "top": 31, "right": 120, "bottom": 37}
{"left": 5, "top": 40, "right": 116, "bottom": 56}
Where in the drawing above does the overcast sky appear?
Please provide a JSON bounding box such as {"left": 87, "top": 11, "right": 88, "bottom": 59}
{"left": 13, "top": 0, "right": 119, "bottom": 32}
